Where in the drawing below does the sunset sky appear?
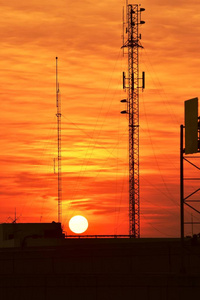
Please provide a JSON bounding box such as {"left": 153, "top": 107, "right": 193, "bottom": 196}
{"left": 1, "top": 0, "right": 200, "bottom": 237}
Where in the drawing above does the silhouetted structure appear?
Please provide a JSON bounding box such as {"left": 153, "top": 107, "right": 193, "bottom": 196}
{"left": 0, "top": 222, "right": 64, "bottom": 248}
{"left": 121, "top": 4, "right": 145, "bottom": 238}
{"left": 180, "top": 97, "right": 200, "bottom": 241}
{"left": 0, "top": 233, "right": 200, "bottom": 299}
{"left": 56, "top": 57, "right": 62, "bottom": 223}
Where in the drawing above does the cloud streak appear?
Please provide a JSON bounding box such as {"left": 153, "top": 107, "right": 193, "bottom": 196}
{"left": 1, "top": 0, "right": 200, "bottom": 236}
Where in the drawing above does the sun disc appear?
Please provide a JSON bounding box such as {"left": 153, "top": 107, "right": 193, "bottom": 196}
{"left": 69, "top": 215, "right": 88, "bottom": 234}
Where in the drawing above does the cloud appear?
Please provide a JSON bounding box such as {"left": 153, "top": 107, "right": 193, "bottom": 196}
{"left": 1, "top": 0, "right": 200, "bottom": 236}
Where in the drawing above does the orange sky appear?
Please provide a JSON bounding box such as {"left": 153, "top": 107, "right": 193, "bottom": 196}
{"left": 1, "top": 0, "right": 200, "bottom": 237}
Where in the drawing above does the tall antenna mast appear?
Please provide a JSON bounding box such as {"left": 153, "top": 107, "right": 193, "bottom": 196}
{"left": 121, "top": 4, "right": 145, "bottom": 238}
{"left": 56, "top": 57, "right": 62, "bottom": 223}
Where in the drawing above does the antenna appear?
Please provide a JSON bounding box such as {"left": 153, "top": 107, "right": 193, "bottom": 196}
{"left": 126, "top": 0, "right": 128, "bottom": 23}
{"left": 56, "top": 57, "right": 62, "bottom": 224}
{"left": 122, "top": 6, "right": 125, "bottom": 56}
{"left": 120, "top": 4, "right": 145, "bottom": 238}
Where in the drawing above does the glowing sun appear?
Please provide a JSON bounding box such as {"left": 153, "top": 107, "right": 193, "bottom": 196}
{"left": 69, "top": 215, "right": 89, "bottom": 234}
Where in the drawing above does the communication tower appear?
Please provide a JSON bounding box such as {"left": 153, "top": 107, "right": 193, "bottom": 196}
{"left": 121, "top": 3, "right": 145, "bottom": 238}
{"left": 56, "top": 57, "right": 62, "bottom": 224}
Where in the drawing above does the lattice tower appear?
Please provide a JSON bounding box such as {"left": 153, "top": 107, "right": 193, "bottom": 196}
{"left": 121, "top": 4, "right": 145, "bottom": 237}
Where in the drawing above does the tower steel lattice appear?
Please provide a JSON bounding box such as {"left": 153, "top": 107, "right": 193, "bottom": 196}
{"left": 121, "top": 4, "right": 145, "bottom": 238}
{"left": 56, "top": 57, "right": 62, "bottom": 224}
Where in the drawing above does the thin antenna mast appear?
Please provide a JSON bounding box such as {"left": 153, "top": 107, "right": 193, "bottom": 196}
{"left": 122, "top": 6, "right": 125, "bottom": 56}
{"left": 56, "top": 57, "right": 62, "bottom": 223}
